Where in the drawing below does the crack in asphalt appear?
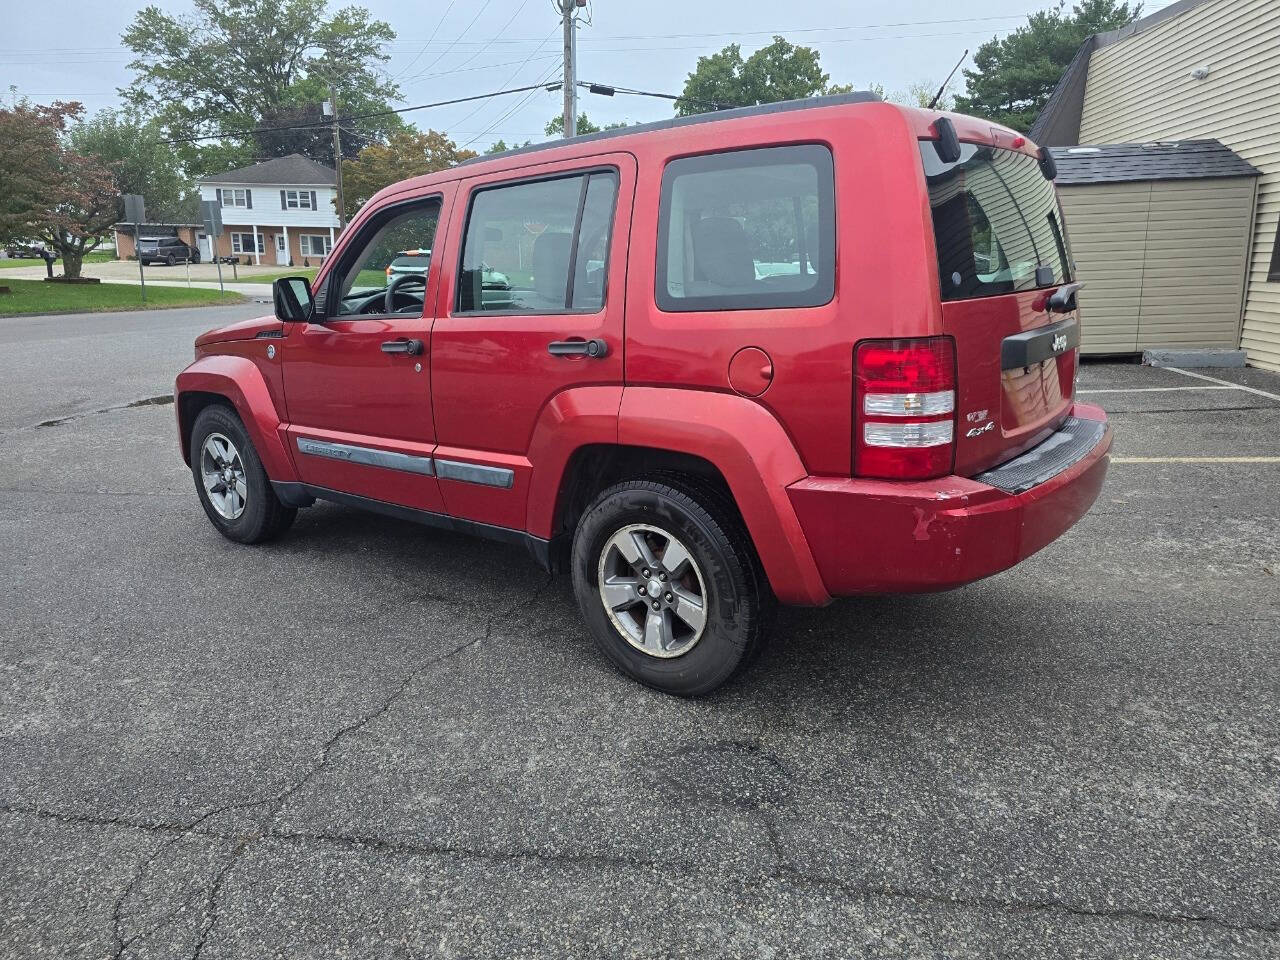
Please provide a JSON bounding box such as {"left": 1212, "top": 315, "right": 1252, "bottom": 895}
{"left": 189, "top": 630, "right": 489, "bottom": 960}
{"left": 34, "top": 394, "right": 174, "bottom": 429}
{"left": 6, "top": 795, "right": 1278, "bottom": 939}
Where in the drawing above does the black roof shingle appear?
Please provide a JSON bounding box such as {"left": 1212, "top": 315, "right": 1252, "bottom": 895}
{"left": 201, "top": 153, "right": 336, "bottom": 186}
{"left": 1048, "top": 139, "right": 1259, "bottom": 185}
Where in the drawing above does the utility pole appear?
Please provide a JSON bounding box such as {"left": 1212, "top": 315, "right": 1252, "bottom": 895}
{"left": 560, "top": 0, "right": 578, "bottom": 138}
{"left": 327, "top": 88, "right": 346, "bottom": 229}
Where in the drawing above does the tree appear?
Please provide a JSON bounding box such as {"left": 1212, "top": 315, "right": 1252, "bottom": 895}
{"left": 676, "top": 38, "right": 830, "bottom": 116}
{"left": 341, "top": 129, "right": 476, "bottom": 221}
{"left": 120, "top": 0, "right": 401, "bottom": 175}
{"left": 543, "top": 113, "right": 627, "bottom": 137}
{"left": 68, "top": 108, "right": 200, "bottom": 224}
{"left": 484, "top": 138, "right": 532, "bottom": 155}
{"left": 0, "top": 101, "right": 117, "bottom": 279}
{"left": 956, "top": 0, "right": 1141, "bottom": 132}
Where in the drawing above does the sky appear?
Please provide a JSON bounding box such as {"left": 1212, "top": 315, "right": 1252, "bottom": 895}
{"left": 1, "top": 0, "right": 1177, "bottom": 152}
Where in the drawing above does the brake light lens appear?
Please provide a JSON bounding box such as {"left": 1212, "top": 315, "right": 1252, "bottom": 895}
{"left": 855, "top": 337, "right": 957, "bottom": 479}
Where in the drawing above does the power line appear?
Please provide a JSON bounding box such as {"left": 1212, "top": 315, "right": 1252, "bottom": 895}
{"left": 407, "top": 0, "right": 533, "bottom": 83}
{"left": 579, "top": 81, "right": 734, "bottom": 111}
{"left": 389, "top": 0, "right": 456, "bottom": 81}
{"left": 403, "top": 0, "right": 498, "bottom": 81}
{"left": 0, "top": 12, "right": 1057, "bottom": 59}
{"left": 461, "top": 60, "right": 563, "bottom": 151}
{"left": 445, "top": 24, "right": 561, "bottom": 134}
{"left": 153, "top": 82, "right": 563, "bottom": 145}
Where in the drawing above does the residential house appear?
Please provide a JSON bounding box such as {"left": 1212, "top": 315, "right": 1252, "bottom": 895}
{"left": 198, "top": 154, "right": 342, "bottom": 267}
{"left": 1032, "top": 0, "right": 1280, "bottom": 370}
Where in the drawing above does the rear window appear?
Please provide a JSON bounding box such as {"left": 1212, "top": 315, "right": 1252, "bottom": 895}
{"left": 656, "top": 144, "right": 835, "bottom": 312}
{"left": 921, "top": 141, "right": 1071, "bottom": 301}
{"left": 390, "top": 254, "right": 430, "bottom": 271}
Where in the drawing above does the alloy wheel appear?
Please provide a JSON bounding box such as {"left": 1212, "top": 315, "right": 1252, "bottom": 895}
{"left": 597, "top": 523, "right": 708, "bottom": 658}
{"left": 200, "top": 432, "right": 248, "bottom": 520}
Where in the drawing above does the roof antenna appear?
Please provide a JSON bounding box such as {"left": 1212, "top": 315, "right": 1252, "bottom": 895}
{"left": 929, "top": 49, "right": 968, "bottom": 110}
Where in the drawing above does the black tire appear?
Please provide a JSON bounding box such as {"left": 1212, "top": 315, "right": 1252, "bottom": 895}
{"left": 571, "top": 478, "right": 773, "bottom": 696}
{"left": 189, "top": 404, "right": 295, "bottom": 544}
{"left": 140, "top": 260, "right": 150, "bottom": 266}
{"left": 190, "top": 250, "right": 201, "bottom": 264}
{"left": 165, "top": 254, "right": 176, "bottom": 266}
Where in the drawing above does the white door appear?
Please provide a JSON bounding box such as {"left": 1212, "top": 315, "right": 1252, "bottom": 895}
{"left": 198, "top": 234, "right": 212, "bottom": 261}
{"left": 275, "top": 233, "right": 289, "bottom": 266}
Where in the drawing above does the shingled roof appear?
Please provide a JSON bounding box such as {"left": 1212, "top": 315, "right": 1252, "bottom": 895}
{"left": 1047, "top": 140, "right": 1259, "bottom": 185}
{"left": 201, "top": 154, "right": 336, "bottom": 186}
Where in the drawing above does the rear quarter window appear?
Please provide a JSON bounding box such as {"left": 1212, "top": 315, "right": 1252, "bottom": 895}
{"left": 656, "top": 144, "right": 835, "bottom": 312}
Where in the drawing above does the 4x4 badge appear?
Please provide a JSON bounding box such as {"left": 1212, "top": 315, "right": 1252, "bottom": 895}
{"left": 1052, "top": 332, "right": 1068, "bottom": 353}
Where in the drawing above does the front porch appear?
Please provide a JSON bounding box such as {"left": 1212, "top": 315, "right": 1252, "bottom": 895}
{"left": 208, "top": 224, "right": 337, "bottom": 268}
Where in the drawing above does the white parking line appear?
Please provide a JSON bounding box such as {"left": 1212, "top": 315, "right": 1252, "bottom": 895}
{"left": 1163, "top": 366, "right": 1280, "bottom": 402}
{"left": 1078, "top": 386, "right": 1237, "bottom": 394}
{"left": 1113, "top": 456, "right": 1280, "bottom": 464}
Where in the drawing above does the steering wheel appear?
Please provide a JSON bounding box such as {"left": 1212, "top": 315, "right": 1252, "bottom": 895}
{"left": 385, "top": 272, "right": 426, "bottom": 314}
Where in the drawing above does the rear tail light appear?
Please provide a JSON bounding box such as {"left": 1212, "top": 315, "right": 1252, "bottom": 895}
{"left": 855, "top": 337, "right": 957, "bottom": 480}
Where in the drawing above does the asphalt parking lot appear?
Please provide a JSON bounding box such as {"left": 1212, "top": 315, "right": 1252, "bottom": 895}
{"left": 2, "top": 305, "right": 1278, "bottom": 958}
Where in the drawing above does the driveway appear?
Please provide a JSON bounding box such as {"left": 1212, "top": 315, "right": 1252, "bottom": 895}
{"left": 2, "top": 310, "right": 1278, "bottom": 958}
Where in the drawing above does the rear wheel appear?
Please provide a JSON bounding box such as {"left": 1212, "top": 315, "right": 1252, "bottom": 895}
{"left": 189, "top": 405, "right": 295, "bottom": 544}
{"left": 571, "top": 478, "right": 772, "bottom": 696}
{"left": 165, "top": 254, "right": 176, "bottom": 266}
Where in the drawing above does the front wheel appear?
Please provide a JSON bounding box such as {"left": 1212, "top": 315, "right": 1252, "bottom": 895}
{"left": 189, "top": 405, "right": 295, "bottom": 544}
{"left": 571, "top": 479, "right": 772, "bottom": 696}
{"left": 165, "top": 254, "right": 176, "bottom": 266}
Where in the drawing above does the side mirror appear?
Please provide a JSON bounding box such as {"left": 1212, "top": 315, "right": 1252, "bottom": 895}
{"left": 273, "top": 276, "right": 314, "bottom": 323}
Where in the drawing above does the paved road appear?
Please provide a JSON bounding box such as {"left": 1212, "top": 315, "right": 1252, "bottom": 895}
{"left": 2, "top": 310, "right": 1278, "bottom": 957}
{"left": 0, "top": 303, "right": 267, "bottom": 431}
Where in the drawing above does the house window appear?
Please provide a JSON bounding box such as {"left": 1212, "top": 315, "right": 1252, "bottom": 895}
{"left": 230, "top": 233, "right": 265, "bottom": 255}
{"left": 221, "top": 188, "right": 249, "bottom": 208}
{"left": 301, "top": 234, "right": 332, "bottom": 257}
{"left": 285, "top": 190, "right": 314, "bottom": 210}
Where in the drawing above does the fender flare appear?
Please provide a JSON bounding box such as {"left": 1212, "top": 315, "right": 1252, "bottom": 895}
{"left": 555, "top": 387, "right": 828, "bottom": 607}
{"left": 525, "top": 385, "right": 624, "bottom": 537}
{"left": 174, "top": 355, "right": 297, "bottom": 482}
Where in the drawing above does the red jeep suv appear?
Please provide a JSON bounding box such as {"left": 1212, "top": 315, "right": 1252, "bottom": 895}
{"left": 176, "top": 94, "right": 1111, "bottom": 695}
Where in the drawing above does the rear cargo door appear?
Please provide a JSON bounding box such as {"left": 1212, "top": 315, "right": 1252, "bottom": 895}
{"left": 921, "top": 139, "right": 1078, "bottom": 475}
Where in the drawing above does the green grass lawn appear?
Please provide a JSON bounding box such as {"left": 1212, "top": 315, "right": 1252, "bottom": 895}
{"left": 236, "top": 266, "right": 322, "bottom": 284}
{"left": 0, "top": 278, "right": 244, "bottom": 316}
{"left": 0, "top": 251, "right": 118, "bottom": 270}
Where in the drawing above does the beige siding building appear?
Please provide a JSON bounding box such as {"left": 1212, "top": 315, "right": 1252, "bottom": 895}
{"left": 1049, "top": 141, "right": 1258, "bottom": 354}
{"left": 1032, "top": 0, "right": 1280, "bottom": 370}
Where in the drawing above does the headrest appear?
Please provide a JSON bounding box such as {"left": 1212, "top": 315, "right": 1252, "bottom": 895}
{"left": 532, "top": 231, "right": 573, "bottom": 303}
{"left": 691, "top": 217, "right": 754, "bottom": 288}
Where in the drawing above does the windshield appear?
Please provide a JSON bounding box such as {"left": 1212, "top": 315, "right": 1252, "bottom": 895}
{"left": 920, "top": 141, "right": 1071, "bottom": 302}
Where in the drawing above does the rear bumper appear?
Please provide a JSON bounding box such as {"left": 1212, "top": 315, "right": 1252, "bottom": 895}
{"left": 787, "top": 403, "right": 1111, "bottom": 596}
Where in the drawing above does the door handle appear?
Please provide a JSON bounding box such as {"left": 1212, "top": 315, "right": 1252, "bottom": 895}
{"left": 381, "top": 338, "right": 424, "bottom": 355}
{"left": 548, "top": 338, "right": 608, "bottom": 358}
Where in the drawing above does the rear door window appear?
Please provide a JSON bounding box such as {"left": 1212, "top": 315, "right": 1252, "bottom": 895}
{"left": 921, "top": 141, "right": 1072, "bottom": 301}
{"left": 456, "top": 170, "right": 619, "bottom": 314}
{"left": 656, "top": 144, "right": 835, "bottom": 312}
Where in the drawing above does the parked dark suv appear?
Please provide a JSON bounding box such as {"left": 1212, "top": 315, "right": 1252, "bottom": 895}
{"left": 139, "top": 236, "right": 200, "bottom": 266}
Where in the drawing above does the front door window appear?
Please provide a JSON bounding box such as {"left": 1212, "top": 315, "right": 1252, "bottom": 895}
{"left": 331, "top": 199, "right": 441, "bottom": 317}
